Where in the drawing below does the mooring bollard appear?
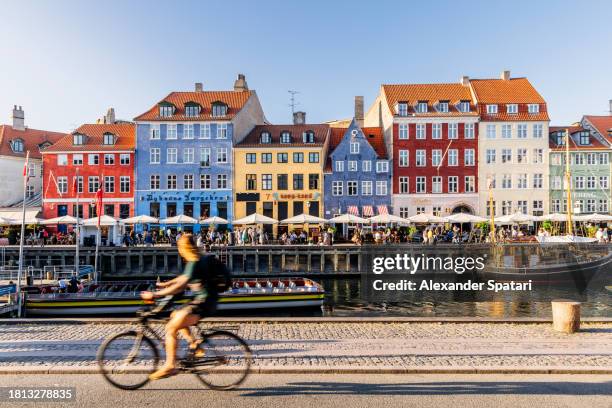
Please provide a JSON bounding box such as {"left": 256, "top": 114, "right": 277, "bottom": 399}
{"left": 551, "top": 299, "right": 581, "bottom": 333}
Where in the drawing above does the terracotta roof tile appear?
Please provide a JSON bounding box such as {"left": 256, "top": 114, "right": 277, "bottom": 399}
{"left": 236, "top": 124, "right": 330, "bottom": 148}
{"left": 584, "top": 115, "right": 612, "bottom": 144}
{"left": 0, "top": 125, "right": 66, "bottom": 159}
{"left": 43, "top": 123, "right": 135, "bottom": 152}
{"left": 134, "top": 90, "right": 252, "bottom": 121}
{"left": 325, "top": 126, "right": 387, "bottom": 172}
{"left": 549, "top": 125, "right": 609, "bottom": 150}
{"left": 382, "top": 83, "right": 477, "bottom": 117}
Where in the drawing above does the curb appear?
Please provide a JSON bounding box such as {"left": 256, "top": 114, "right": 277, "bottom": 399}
{"left": 0, "top": 366, "right": 609, "bottom": 375}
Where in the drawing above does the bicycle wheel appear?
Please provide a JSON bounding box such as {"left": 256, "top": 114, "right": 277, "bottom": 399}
{"left": 193, "top": 330, "right": 252, "bottom": 390}
{"left": 97, "top": 330, "right": 159, "bottom": 390}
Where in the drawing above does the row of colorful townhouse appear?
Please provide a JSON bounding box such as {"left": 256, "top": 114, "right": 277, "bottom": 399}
{"left": 2, "top": 72, "right": 610, "bottom": 232}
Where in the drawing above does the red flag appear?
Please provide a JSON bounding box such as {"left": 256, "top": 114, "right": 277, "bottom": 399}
{"left": 73, "top": 168, "right": 80, "bottom": 195}
{"left": 22, "top": 158, "right": 29, "bottom": 183}
{"left": 95, "top": 187, "right": 103, "bottom": 228}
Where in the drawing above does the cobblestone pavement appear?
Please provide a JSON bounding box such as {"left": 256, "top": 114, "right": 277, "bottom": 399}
{"left": 0, "top": 322, "right": 610, "bottom": 369}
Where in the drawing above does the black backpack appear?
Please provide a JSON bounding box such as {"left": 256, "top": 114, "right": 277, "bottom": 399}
{"left": 199, "top": 254, "right": 232, "bottom": 295}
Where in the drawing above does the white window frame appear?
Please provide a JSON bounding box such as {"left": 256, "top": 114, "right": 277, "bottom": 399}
{"left": 398, "top": 123, "right": 409, "bottom": 139}
{"left": 217, "top": 148, "right": 228, "bottom": 163}
{"left": 350, "top": 142, "right": 359, "bottom": 154}
{"left": 166, "top": 148, "right": 177, "bottom": 164}
{"left": 166, "top": 124, "right": 177, "bottom": 140}
{"left": 398, "top": 150, "right": 409, "bottom": 167}
{"left": 199, "top": 123, "right": 211, "bottom": 139}
{"left": 216, "top": 123, "right": 228, "bottom": 139}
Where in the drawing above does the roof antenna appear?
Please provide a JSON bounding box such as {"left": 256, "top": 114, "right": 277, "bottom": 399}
{"left": 288, "top": 90, "right": 300, "bottom": 115}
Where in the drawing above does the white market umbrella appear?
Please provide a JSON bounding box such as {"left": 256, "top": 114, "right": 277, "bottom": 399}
{"left": 328, "top": 214, "right": 369, "bottom": 224}
{"left": 444, "top": 213, "right": 487, "bottom": 224}
{"left": 120, "top": 215, "right": 159, "bottom": 225}
{"left": 40, "top": 215, "right": 79, "bottom": 225}
{"left": 578, "top": 213, "right": 612, "bottom": 222}
{"left": 407, "top": 213, "right": 445, "bottom": 224}
{"left": 368, "top": 213, "right": 409, "bottom": 224}
{"left": 542, "top": 213, "right": 569, "bottom": 222}
{"left": 233, "top": 213, "right": 278, "bottom": 225}
{"left": 81, "top": 215, "right": 119, "bottom": 226}
{"left": 0, "top": 216, "right": 16, "bottom": 225}
{"left": 281, "top": 214, "right": 328, "bottom": 224}
{"left": 495, "top": 212, "right": 535, "bottom": 224}
{"left": 200, "top": 216, "right": 229, "bottom": 225}
{"left": 160, "top": 214, "right": 198, "bottom": 224}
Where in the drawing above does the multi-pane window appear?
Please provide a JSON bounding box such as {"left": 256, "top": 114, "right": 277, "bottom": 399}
{"left": 416, "top": 124, "right": 425, "bottom": 139}
{"left": 465, "top": 176, "right": 475, "bottom": 193}
{"left": 167, "top": 174, "right": 177, "bottom": 190}
{"left": 599, "top": 200, "right": 609, "bottom": 213}
{"left": 447, "top": 149, "right": 458, "bottom": 166}
{"left": 432, "top": 176, "right": 442, "bottom": 193}
{"left": 104, "top": 176, "right": 115, "bottom": 193}
{"left": 335, "top": 161, "right": 344, "bottom": 172}
{"left": 375, "top": 181, "right": 387, "bottom": 196}
{"left": 212, "top": 104, "right": 227, "bottom": 117}
{"left": 432, "top": 150, "right": 442, "bottom": 167}
{"left": 438, "top": 102, "right": 449, "bottom": 112}
{"left": 587, "top": 176, "right": 596, "bottom": 190}
{"left": 416, "top": 102, "right": 428, "bottom": 113}
{"left": 348, "top": 160, "right": 358, "bottom": 171}
{"left": 517, "top": 148, "right": 527, "bottom": 164}
{"left": 150, "top": 175, "right": 160, "bottom": 190}
{"left": 486, "top": 105, "right": 498, "bottom": 114}
{"left": 57, "top": 154, "right": 68, "bottom": 166}
{"left": 574, "top": 176, "right": 585, "bottom": 189}
{"left": 587, "top": 199, "right": 597, "bottom": 213}
{"left": 398, "top": 150, "right": 409, "bottom": 167}
{"left": 217, "top": 148, "right": 228, "bottom": 163}
{"left": 347, "top": 181, "right": 358, "bottom": 196}
{"left": 600, "top": 176, "right": 609, "bottom": 189}
{"left": 217, "top": 123, "right": 228, "bottom": 139}
{"left": 185, "top": 105, "right": 200, "bottom": 117}
{"left": 587, "top": 153, "right": 597, "bottom": 165}
{"left": 501, "top": 149, "right": 512, "bottom": 163}
{"left": 464, "top": 123, "right": 475, "bottom": 139}
{"left": 183, "top": 124, "right": 194, "bottom": 139}
{"left": 199, "top": 124, "right": 210, "bottom": 139}
{"left": 502, "top": 200, "right": 512, "bottom": 216}
{"left": 120, "top": 176, "right": 130, "bottom": 193}
{"left": 361, "top": 181, "right": 372, "bottom": 195}
{"left": 88, "top": 176, "right": 99, "bottom": 193}
{"left": 507, "top": 104, "right": 518, "bottom": 114}
{"left": 432, "top": 123, "right": 441, "bottom": 139}
{"left": 551, "top": 176, "right": 562, "bottom": 190}
{"left": 183, "top": 174, "right": 193, "bottom": 189}
{"left": 574, "top": 153, "right": 585, "bottom": 165}
{"left": 88, "top": 154, "right": 99, "bottom": 165}
{"left": 261, "top": 153, "right": 272, "bottom": 163}
{"left": 350, "top": 142, "right": 359, "bottom": 154}
{"left": 150, "top": 148, "right": 160, "bottom": 164}
{"left": 416, "top": 150, "right": 426, "bottom": 167}
{"left": 448, "top": 176, "right": 458, "bottom": 193}
{"left": 73, "top": 154, "right": 83, "bottom": 165}
{"left": 517, "top": 200, "right": 528, "bottom": 214}
{"left": 166, "top": 148, "right": 178, "bottom": 163}
{"left": 551, "top": 199, "right": 561, "bottom": 213}
{"left": 293, "top": 152, "right": 304, "bottom": 163}
{"left": 332, "top": 181, "right": 343, "bottom": 196}
{"left": 362, "top": 160, "right": 371, "bottom": 172}
{"left": 398, "top": 124, "right": 409, "bottom": 139}
{"left": 200, "top": 174, "right": 211, "bottom": 189}
{"left": 486, "top": 124, "right": 496, "bottom": 139}
{"left": 74, "top": 176, "right": 83, "bottom": 193}
{"left": 277, "top": 174, "right": 288, "bottom": 190}
{"left": 217, "top": 174, "right": 228, "bottom": 189}
{"left": 376, "top": 161, "right": 388, "bottom": 173}
{"left": 517, "top": 174, "right": 528, "bottom": 189}
{"left": 262, "top": 174, "right": 272, "bottom": 190}
{"left": 464, "top": 149, "right": 475, "bottom": 166}
{"left": 293, "top": 174, "right": 303, "bottom": 190}
{"left": 533, "top": 200, "right": 543, "bottom": 215}
{"left": 309, "top": 152, "right": 319, "bottom": 163}
{"left": 277, "top": 153, "right": 288, "bottom": 163}
{"left": 416, "top": 177, "right": 426, "bottom": 193}
{"left": 517, "top": 124, "right": 528, "bottom": 138}
{"left": 533, "top": 148, "right": 543, "bottom": 164}
{"left": 486, "top": 149, "right": 496, "bottom": 164}
{"left": 183, "top": 148, "right": 195, "bottom": 163}
{"left": 399, "top": 177, "right": 409, "bottom": 194}
{"left": 309, "top": 174, "right": 319, "bottom": 190}
{"left": 533, "top": 174, "right": 543, "bottom": 189}
{"left": 73, "top": 134, "right": 85, "bottom": 145}
{"left": 599, "top": 153, "right": 609, "bottom": 165}
{"left": 104, "top": 154, "right": 115, "bottom": 165}
{"left": 533, "top": 124, "right": 543, "bottom": 138}
{"left": 103, "top": 133, "right": 115, "bottom": 145}
{"left": 397, "top": 103, "right": 408, "bottom": 116}
{"left": 528, "top": 104, "right": 540, "bottom": 114}
{"left": 502, "top": 174, "right": 512, "bottom": 189}
{"left": 246, "top": 153, "right": 256, "bottom": 164}
{"left": 119, "top": 154, "right": 130, "bottom": 165}
{"left": 199, "top": 148, "right": 211, "bottom": 167}
{"left": 260, "top": 132, "right": 272, "bottom": 144}
{"left": 488, "top": 175, "right": 496, "bottom": 189}
{"left": 459, "top": 101, "right": 470, "bottom": 113}
{"left": 448, "top": 123, "right": 458, "bottom": 139}
{"left": 159, "top": 105, "right": 174, "bottom": 117}
{"left": 551, "top": 153, "right": 562, "bottom": 165}
{"left": 280, "top": 132, "right": 291, "bottom": 143}
{"left": 502, "top": 124, "right": 512, "bottom": 139}
{"left": 57, "top": 176, "right": 68, "bottom": 194}
{"left": 167, "top": 124, "right": 177, "bottom": 139}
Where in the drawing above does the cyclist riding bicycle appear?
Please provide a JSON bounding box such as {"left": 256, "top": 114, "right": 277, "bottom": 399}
{"left": 140, "top": 233, "right": 227, "bottom": 380}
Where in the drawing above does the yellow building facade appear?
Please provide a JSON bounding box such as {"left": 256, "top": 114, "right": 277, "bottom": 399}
{"left": 233, "top": 124, "right": 330, "bottom": 236}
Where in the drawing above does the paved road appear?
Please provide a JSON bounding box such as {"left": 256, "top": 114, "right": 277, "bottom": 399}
{"left": 1, "top": 374, "right": 611, "bottom": 408}
{"left": 0, "top": 322, "right": 610, "bottom": 371}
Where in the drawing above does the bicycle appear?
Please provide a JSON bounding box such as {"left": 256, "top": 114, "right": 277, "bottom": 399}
{"left": 96, "top": 295, "right": 252, "bottom": 390}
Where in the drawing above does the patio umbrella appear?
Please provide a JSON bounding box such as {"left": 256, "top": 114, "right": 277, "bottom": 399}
{"left": 160, "top": 214, "right": 198, "bottom": 224}
{"left": 81, "top": 215, "right": 119, "bottom": 226}
{"left": 280, "top": 214, "right": 328, "bottom": 224}
{"left": 407, "top": 213, "right": 445, "bottom": 223}
{"left": 199, "top": 216, "right": 229, "bottom": 225}
{"left": 368, "top": 213, "right": 409, "bottom": 224}
{"left": 495, "top": 212, "right": 535, "bottom": 224}
{"left": 328, "top": 214, "right": 369, "bottom": 224}
{"left": 40, "top": 215, "right": 79, "bottom": 225}
{"left": 542, "top": 213, "right": 570, "bottom": 222}
{"left": 444, "top": 213, "right": 487, "bottom": 224}
{"left": 120, "top": 215, "right": 159, "bottom": 225}
{"left": 233, "top": 213, "right": 278, "bottom": 225}
{"left": 0, "top": 216, "right": 16, "bottom": 225}
{"left": 581, "top": 213, "right": 612, "bottom": 222}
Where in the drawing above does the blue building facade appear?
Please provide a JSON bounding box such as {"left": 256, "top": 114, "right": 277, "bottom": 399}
{"left": 134, "top": 77, "right": 265, "bottom": 231}
{"left": 323, "top": 119, "right": 392, "bottom": 219}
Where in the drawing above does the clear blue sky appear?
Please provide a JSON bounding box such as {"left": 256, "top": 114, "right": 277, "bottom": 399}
{"left": 1, "top": 0, "right": 611, "bottom": 132}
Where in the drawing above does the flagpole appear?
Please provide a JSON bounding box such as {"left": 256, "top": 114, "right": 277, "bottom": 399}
{"left": 74, "top": 168, "right": 80, "bottom": 275}
{"left": 93, "top": 175, "right": 103, "bottom": 283}
{"left": 17, "top": 151, "right": 30, "bottom": 317}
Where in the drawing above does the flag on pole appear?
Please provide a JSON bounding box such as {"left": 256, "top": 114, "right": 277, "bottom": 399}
{"left": 95, "top": 185, "right": 103, "bottom": 228}
{"left": 72, "top": 170, "right": 79, "bottom": 195}
{"left": 22, "top": 156, "right": 29, "bottom": 183}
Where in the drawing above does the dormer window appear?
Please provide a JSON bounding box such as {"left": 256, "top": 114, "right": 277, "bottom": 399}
{"left": 458, "top": 101, "right": 470, "bottom": 113}
{"left": 280, "top": 131, "right": 292, "bottom": 144}
{"left": 103, "top": 133, "right": 116, "bottom": 145}
{"left": 416, "top": 101, "right": 428, "bottom": 113}
{"left": 397, "top": 102, "right": 408, "bottom": 116}
{"left": 73, "top": 133, "right": 85, "bottom": 145}
{"left": 579, "top": 131, "right": 590, "bottom": 145}
{"left": 211, "top": 102, "right": 228, "bottom": 117}
{"left": 159, "top": 103, "right": 175, "bottom": 117}
{"left": 437, "top": 101, "right": 449, "bottom": 113}
{"left": 556, "top": 131, "right": 566, "bottom": 146}
{"left": 303, "top": 131, "right": 315, "bottom": 143}
{"left": 486, "top": 104, "right": 498, "bottom": 114}
{"left": 11, "top": 139, "right": 24, "bottom": 152}
{"left": 507, "top": 104, "right": 518, "bottom": 114}
{"left": 38, "top": 141, "right": 51, "bottom": 152}
{"left": 185, "top": 103, "right": 201, "bottom": 117}
{"left": 528, "top": 104, "right": 540, "bottom": 114}
{"left": 260, "top": 132, "right": 271, "bottom": 144}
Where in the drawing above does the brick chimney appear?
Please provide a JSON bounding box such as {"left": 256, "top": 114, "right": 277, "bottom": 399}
{"left": 500, "top": 70, "right": 511, "bottom": 81}
{"left": 104, "top": 107, "right": 116, "bottom": 124}
{"left": 354, "top": 96, "right": 364, "bottom": 128}
{"left": 12, "top": 105, "right": 25, "bottom": 131}
{"left": 460, "top": 76, "right": 470, "bottom": 86}
{"left": 195, "top": 82, "right": 203, "bottom": 92}
{"left": 293, "top": 111, "right": 306, "bottom": 125}
{"left": 233, "top": 74, "right": 248, "bottom": 92}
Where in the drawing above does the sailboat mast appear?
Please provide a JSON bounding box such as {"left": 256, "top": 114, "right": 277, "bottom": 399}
{"left": 488, "top": 177, "right": 496, "bottom": 242}
{"left": 564, "top": 128, "right": 574, "bottom": 235}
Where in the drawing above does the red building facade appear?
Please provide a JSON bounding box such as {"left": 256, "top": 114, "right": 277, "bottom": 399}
{"left": 42, "top": 123, "right": 136, "bottom": 224}
{"left": 367, "top": 81, "right": 480, "bottom": 217}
